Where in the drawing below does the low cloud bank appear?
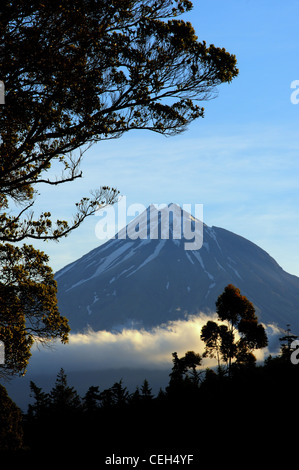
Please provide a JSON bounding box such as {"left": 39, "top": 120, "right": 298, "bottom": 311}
{"left": 28, "top": 314, "right": 282, "bottom": 374}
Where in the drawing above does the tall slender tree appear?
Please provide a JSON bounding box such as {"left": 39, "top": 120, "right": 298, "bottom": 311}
{"left": 201, "top": 285, "right": 268, "bottom": 375}
{"left": 49, "top": 368, "right": 81, "bottom": 414}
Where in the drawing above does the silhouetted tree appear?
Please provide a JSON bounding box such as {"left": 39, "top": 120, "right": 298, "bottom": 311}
{"left": 201, "top": 320, "right": 234, "bottom": 372}
{"left": 279, "top": 324, "right": 298, "bottom": 360}
{"left": 28, "top": 381, "right": 50, "bottom": 420}
{"left": 168, "top": 350, "right": 202, "bottom": 392}
{"left": 140, "top": 379, "right": 154, "bottom": 401}
{"left": 130, "top": 386, "right": 141, "bottom": 406}
{"left": 110, "top": 380, "right": 130, "bottom": 408}
{"left": 49, "top": 368, "right": 81, "bottom": 415}
{"left": 183, "top": 350, "right": 203, "bottom": 385}
{"left": 0, "top": 384, "right": 24, "bottom": 451}
{"left": 82, "top": 385, "right": 101, "bottom": 414}
{"left": 201, "top": 285, "right": 268, "bottom": 375}
{"left": 156, "top": 388, "right": 167, "bottom": 402}
{"left": 21, "top": 346, "right": 299, "bottom": 458}
{"left": 99, "top": 380, "right": 130, "bottom": 409}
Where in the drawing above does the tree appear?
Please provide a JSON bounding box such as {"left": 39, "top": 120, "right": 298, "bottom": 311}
{"left": 98, "top": 379, "right": 130, "bottom": 410}
{"left": 49, "top": 368, "right": 81, "bottom": 414}
{"left": 168, "top": 350, "right": 202, "bottom": 391}
{"left": 279, "top": 324, "right": 298, "bottom": 360}
{"left": 28, "top": 380, "right": 51, "bottom": 420}
{"left": 0, "top": 384, "right": 24, "bottom": 451}
{"left": 201, "top": 285, "right": 268, "bottom": 375}
{"left": 0, "top": 244, "right": 69, "bottom": 378}
{"left": 0, "top": 0, "right": 239, "bottom": 376}
{"left": 0, "top": 0, "right": 238, "bottom": 243}
{"left": 109, "top": 380, "right": 130, "bottom": 408}
{"left": 82, "top": 385, "right": 101, "bottom": 414}
{"left": 140, "top": 379, "right": 153, "bottom": 401}
{"left": 200, "top": 320, "right": 234, "bottom": 372}
{"left": 130, "top": 386, "right": 141, "bottom": 406}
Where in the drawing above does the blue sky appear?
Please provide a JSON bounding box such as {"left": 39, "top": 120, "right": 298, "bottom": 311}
{"left": 34, "top": 0, "right": 299, "bottom": 276}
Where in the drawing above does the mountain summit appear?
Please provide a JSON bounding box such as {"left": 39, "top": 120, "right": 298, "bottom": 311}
{"left": 55, "top": 204, "right": 299, "bottom": 333}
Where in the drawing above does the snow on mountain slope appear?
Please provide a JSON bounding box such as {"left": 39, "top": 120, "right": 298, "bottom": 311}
{"left": 55, "top": 204, "right": 299, "bottom": 333}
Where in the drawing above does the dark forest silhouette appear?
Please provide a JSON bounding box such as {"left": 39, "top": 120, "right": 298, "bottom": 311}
{"left": 1, "top": 332, "right": 299, "bottom": 461}
{"left": 1, "top": 286, "right": 299, "bottom": 463}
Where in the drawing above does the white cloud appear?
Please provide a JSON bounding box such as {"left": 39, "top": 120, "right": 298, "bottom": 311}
{"left": 28, "top": 313, "right": 280, "bottom": 375}
{"left": 29, "top": 313, "right": 216, "bottom": 373}
{"left": 5, "top": 314, "right": 282, "bottom": 411}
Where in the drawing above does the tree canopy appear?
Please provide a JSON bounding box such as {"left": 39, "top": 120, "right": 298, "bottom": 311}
{"left": 0, "top": 0, "right": 238, "bottom": 377}
{"left": 201, "top": 284, "right": 268, "bottom": 374}
{"left": 0, "top": 244, "right": 69, "bottom": 378}
{"left": 0, "top": 0, "right": 238, "bottom": 243}
{"left": 168, "top": 350, "right": 203, "bottom": 393}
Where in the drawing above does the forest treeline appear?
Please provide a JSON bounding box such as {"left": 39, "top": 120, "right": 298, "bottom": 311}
{"left": 1, "top": 285, "right": 299, "bottom": 460}
{"left": 1, "top": 340, "right": 299, "bottom": 460}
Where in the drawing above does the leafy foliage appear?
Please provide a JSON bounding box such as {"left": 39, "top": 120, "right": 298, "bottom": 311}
{"left": 0, "top": 0, "right": 239, "bottom": 243}
{"left": 201, "top": 284, "right": 268, "bottom": 373}
{"left": 0, "top": 244, "right": 69, "bottom": 377}
{"left": 168, "top": 350, "right": 203, "bottom": 391}
{"left": 0, "top": 0, "right": 238, "bottom": 377}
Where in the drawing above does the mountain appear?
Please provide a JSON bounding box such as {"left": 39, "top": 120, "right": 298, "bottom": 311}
{"left": 55, "top": 204, "right": 299, "bottom": 333}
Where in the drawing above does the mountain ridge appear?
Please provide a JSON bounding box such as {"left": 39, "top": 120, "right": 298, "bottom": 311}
{"left": 55, "top": 204, "right": 299, "bottom": 333}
